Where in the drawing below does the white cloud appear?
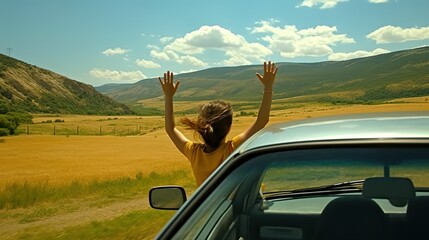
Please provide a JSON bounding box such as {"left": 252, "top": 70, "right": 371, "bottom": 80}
{"left": 223, "top": 41, "right": 273, "bottom": 65}
{"left": 297, "top": 0, "right": 349, "bottom": 9}
{"left": 177, "top": 55, "right": 208, "bottom": 67}
{"left": 179, "top": 69, "right": 198, "bottom": 74}
{"left": 368, "top": 0, "right": 388, "bottom": 3}
{"left": 150, "top": 49, "right": 208, "bottom": 67}
{"left": 150, "top": 50, "right": 167, "bottom": 60}
{"left": 135, "top": 59, "right": 161, "bottom": 68}
{"left": 223, "top": 52, "right": 252, "bottom": 65}
{"left": 102, "top": 47, "right": 130, "bottom": 56}
{"left": 153, "top": 25, "right": 272, "bottom": 67}
{"left": 168, "top": 25, "right": 243, "bottom": 52}
{"left": 252, "top": 21, "right": 354, "bottom": 58}
{"left": 147, "top": 44, "right": 159, "bottom": 50}
{"left": 160, "top": 37, "right": 174, "bottom": 44}
{"left": 151, "top": 49, "right": 178, "bottom": 61}
{"left": 328, "top": 48, "right": 390, "bottom": 61}
{"left": 367, "top": 25, "right": 429, "bottom": 43}
{"left": 89, "top": 68, "right": 146, "bottom": 81}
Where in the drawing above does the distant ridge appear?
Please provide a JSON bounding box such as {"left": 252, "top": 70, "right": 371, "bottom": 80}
{"left": 97, "top": 47, "right": 429, "bottom": 104}
{"left": 0, "top": 54, "right": 134, "bottom": 114}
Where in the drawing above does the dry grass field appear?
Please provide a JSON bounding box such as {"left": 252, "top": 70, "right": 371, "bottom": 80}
{"left": 0, "top": 99, "right": 428, "bottom": 239}
{"left": 0, "top": 134, "right": 189, "bottom": 185}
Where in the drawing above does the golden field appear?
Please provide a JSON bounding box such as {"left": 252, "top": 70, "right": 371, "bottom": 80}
{"left": 0, "top": 134, "right": 189, "bottom": 186}
{"left": 0, "top": 99, "right": 428, "bottom": 239}
{"left": 2, "top": 100, "right": 427, "bottom": 185}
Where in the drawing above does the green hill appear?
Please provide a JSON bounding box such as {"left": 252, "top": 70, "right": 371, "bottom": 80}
{"left": 0, "top": 54, "right": 134, "bottom": 115}
{"left": 97, "top": 47, "right": 429, "bottom": 104}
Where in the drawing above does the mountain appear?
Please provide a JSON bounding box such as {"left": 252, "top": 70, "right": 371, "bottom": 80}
{"left": 0, "top": 54, "right": 134, "bottom": 114}
{"left": 97, "top": 47, "right": 429, "bottom": 104}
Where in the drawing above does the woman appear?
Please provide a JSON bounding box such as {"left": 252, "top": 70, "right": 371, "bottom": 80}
{"left": 159, "top": 61, "right": 278, "bottom": 186}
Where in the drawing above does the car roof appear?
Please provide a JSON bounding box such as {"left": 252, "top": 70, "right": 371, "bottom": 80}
{"left": 239, "top": 111, "right": 429, "bottom": 152}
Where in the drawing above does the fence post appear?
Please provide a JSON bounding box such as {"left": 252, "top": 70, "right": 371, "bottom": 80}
{"left": 100, "top": 126, "right": 102, "bottom": 135}
{"left": 77, "top": 126, "right": 79, "bottom": 135}
{"left": 54, "top": 125, "right": 56, "bottom": 135}
{"left": 27, "top": 125, "right": 29, "bottom": 135}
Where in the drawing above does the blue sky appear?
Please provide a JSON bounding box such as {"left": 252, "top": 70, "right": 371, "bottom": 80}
{"left": 1, "top": 0, "right": 428, "bottom": 86}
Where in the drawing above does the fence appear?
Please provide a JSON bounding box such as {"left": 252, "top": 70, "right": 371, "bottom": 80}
{"left": 18, "top": 124, "right": 163, "bottom": 136}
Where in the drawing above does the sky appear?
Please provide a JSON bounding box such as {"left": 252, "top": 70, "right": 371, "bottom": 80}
{"left": 1, "top": 0, "right": 428, "bottom": 86}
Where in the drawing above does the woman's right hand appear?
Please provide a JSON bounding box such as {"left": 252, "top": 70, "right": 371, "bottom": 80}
{"left": 256, "top": 61, "right": 278, "bottom": 91}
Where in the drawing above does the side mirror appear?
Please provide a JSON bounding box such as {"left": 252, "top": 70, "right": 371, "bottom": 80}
{"left": 149, "top": 186, "right": 187, "bottom": 210}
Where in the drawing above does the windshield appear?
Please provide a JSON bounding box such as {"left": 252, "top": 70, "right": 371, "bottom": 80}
{"left": 168, "top": 144, "right": 429, "bottom": 239}
{"left": 258, "top": 146, "right": 429, "bottom": 195}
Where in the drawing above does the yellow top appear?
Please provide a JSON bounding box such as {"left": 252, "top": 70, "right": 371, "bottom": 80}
{"left": 183, "top": 136, "right": 242, "bottom": 186}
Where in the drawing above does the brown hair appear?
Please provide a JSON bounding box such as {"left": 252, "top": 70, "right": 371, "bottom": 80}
{"left": 180, "top": 100, "right": 233, "bottom": 149}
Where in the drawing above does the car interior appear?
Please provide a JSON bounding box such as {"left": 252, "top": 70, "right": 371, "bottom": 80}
{"left": 197, "top": 178, "right": 428, "bottom": 240}
{"left": 200, "top": 146, "right": 429, "bottom": 240}
{"left": 244, "top": 177, "right": 424, "bottom": 240}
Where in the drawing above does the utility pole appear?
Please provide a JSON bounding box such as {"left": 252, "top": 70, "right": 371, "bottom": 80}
{"left": 7, "top": 48, "right": 12, "bottom": 57}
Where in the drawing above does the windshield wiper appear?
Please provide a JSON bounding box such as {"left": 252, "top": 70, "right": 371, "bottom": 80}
{"left": 264, "top": 180, "right": 364, "bottom": 199}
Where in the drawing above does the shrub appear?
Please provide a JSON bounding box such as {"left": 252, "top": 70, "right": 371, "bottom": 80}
{"left": 237, "top": 111, "right": 256, "bottom": 117}
{"left": 0, "top": 102, "right": 10, "bottom": 114}
{"left": 6, "top": 112, "right": 33, "bottom": 124}
{"left": 0, "top": 112, "right": 33, "bottom": 135}
{"left": 0, "top": 116, "right": 14, "bottom": 134}
{"left": 0, "top": 128, "right": 9, "bottom": 136}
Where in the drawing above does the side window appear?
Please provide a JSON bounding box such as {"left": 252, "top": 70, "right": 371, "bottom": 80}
{"left": 172, "top": 158, "right": 266, "bottom": 240}
{"left": 172, "top": 180, "right": 238, "bottom": 240}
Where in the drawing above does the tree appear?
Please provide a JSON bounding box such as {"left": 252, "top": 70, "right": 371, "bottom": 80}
{"left": 0, "top": 112, "right": 33, "bottom": 135}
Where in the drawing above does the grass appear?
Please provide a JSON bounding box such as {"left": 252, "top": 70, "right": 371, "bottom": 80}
{"left": 0, "top": 134, "right": 192, "bottom": 186}
{"left": 0, "top": 170, "right": 195, "bottom": 239}
{"left": 16, "top": 115, "right": 165, "bottom": 136}
{"left": 13, "top": 209, "right": 175, "bottom": 240}
{"left": 0, "top": 170, "right": 194, "bottom": 209}
{"left": 13, "top": 99, "right": 429, "bottom": 136}
{"left": 18, "top": 207, "right": 59, "bottom": 224}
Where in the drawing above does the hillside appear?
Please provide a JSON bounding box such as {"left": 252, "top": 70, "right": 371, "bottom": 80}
{"left": 0, "top": 54, "right": 134, "bottom": 115}
{"left": 97, "top": 47, "right": 429, "bottom": 104}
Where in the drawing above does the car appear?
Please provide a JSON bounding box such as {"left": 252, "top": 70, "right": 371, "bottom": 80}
{"left": 149, "top": 111, "right": 429, "bottom": 240}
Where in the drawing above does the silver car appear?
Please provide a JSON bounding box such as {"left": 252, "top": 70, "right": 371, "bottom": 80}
{"left": 150, "top": 111, "right": 429, "bottom": 240}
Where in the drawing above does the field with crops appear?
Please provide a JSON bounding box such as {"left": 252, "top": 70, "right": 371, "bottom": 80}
{"left": 0, "top": 99, "right": 428, "bottom": 239}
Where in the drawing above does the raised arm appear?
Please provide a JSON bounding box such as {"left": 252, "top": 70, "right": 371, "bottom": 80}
{"left": 236, "top": 61, "right": 278, "bottom": 143}
{"left": 158, "top": 71, "right": 189, "bottom": 154}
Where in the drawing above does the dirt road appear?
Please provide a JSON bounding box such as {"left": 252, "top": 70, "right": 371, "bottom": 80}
{"left": 0, "top": 195, "right": 150, "bottom": 239}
